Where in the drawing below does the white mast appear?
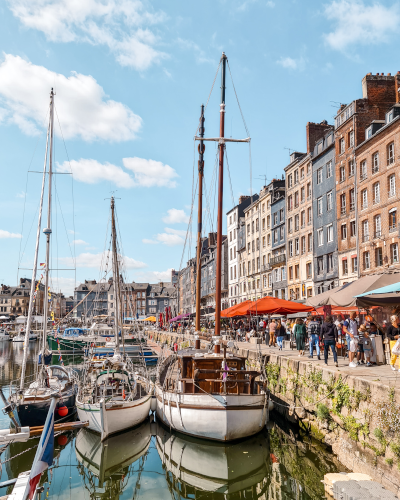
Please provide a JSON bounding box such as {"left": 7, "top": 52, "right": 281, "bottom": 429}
{"left": 41, "top": 89, "right": 55, "bottom": 372}
{"left": 20, "top": 90, "right": 52, "bottom": 391}
{"left": 110, "top": 197, "right": 120, "bottom": 351}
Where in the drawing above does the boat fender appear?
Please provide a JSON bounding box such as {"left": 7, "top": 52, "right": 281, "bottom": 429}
{"left": 268, "top": 400, "right": 274, "bottom": 411}
{"left": 106, "top": 337, "right": 111, "bottom": 342}
{"left": 150, "top": 395, "right": 157, "bottom": 412}
{"left": 57, "top": 405, "right": 68, "bottom": 417}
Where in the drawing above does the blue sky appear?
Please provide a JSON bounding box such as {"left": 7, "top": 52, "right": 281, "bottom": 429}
{"left": 1, "top": 0, "right": 399, "bottom": 295}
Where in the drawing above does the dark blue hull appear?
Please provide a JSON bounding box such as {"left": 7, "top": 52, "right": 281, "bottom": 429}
{"left": 16, "top": 385, "right": 77, "bottom": 427}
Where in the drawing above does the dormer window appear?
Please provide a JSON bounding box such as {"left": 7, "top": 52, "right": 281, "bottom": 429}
{"left": 387, "top": 110, "right": 394, "bottom": 123}
{"left": 366, "top": 126, "right": 372, "bottom": 140}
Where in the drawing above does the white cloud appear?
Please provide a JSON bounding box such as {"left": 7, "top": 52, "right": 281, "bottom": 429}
{"left": 155, "top": 228, "right": 186, "bottom": 246}
{"left": 266, "top": 0, "right": 275, "bottom": 6}
{"left": 0, "top": 54, "right": 142, "bottom": 141}
{"left": 57, "top": 156, "right": 178, "bottom": 188}
{"left": 0, "top": 229, "right": 22, "bottom": 238}
{"left": 16, "top": 191, "right": 26, "bottom": 198}
{"left": 177, "top": 38, "right": 214, "bottom": 65}
{"left": 276, "top": 56, "right": 306, "bottom": 71}
{"left": 135, "top": 268, "right": 173, "bottom": 283}
{"left": 73, "top": 239, "right": 88, "bottom": 245}
{"left": 162, "top": 208, "right": 189, "bottom": 224}
{"left": 123, "top": 157, "right": 178, "bottom": 188}
{"left": 323, "top": 0, "right": 399, "bottom": 51}
{"left": 60, "top": 251, "right": 146, "bottom": 269}
{"left": 7, "top": 0, "right": 167, "bottom": 71}
{"left": 142, "top": 238, "right": 159, "bottom": 244}
{"left": 58, "top": 159, "right": 136, "bottom": 188}
{"left": 49, "top": 277, "right": 76, "bottom": 296}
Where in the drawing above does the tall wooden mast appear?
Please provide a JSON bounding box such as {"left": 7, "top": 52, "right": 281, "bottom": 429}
{"left": 214, "top": 52, "right": 227, "bottom": 353}
{"left": 195, "top": 105, "right": 205, "bottom": 333}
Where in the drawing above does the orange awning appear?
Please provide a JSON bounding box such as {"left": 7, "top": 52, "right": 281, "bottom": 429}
{"left": 247, "top": 297, "right": 314, "bottom": 315}
{"left": 224, "top": 300, "right": 255, "bottom": 317}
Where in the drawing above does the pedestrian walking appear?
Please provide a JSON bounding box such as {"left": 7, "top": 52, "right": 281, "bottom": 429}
{"left": 387, "top": 315, "right": 400, "bottom": 371}
{"left": 321, "top": 315, "right": 338, "bottom": 367}
{"left": 307, "top": 315, "right": 321, "bottom": 360}
{"left": 343, "top": 312, "right": 358, "bottom": 367}
{"left": 275, "top": 319, "right": 286, "bottom": 350}
{"left": 293, "top": 318, "right": 307, "bottom": 356}
{"left": 268, "top": 319, "right": 277, "bottom": 347}
{"left": 359, "top": 325, "right": 373, "bottom": 367}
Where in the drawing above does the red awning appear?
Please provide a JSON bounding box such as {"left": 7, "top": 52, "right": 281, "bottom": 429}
{"left": 247, "top": 297, "right": 314, "bottom": 315}
{"left": 222, "top": 300, "right": 253, "bottom": 318}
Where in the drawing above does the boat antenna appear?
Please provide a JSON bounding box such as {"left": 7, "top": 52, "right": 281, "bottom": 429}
{"left": 20, "top": 89, "right": 52, "bottom": 391}
{"left": 195, "top": 104, "right": 205, "bottom": 336}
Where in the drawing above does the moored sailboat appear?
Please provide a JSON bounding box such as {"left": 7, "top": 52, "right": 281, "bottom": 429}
{"left": 76, "top": 197, "right": 153, "bottom": 441}
{"left": 155, "top": 53, "right": 272, "bottom": 442}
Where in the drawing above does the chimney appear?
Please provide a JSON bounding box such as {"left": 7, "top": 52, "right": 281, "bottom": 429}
{"left": 361, "top": 73, "right": 396, "bottom": 109}
{"left": 208, "top": 232, "right": 216, "bottom": 246}
{"left": 306, "top": 121, "right": 333, "bottom": 154}
{"left": 238, "top": 195, "right": 250, "bottom": 204}
{"left": 395, "top": 71, "right": 400, "bottom": 104}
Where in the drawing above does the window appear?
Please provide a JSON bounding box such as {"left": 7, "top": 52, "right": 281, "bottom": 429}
{"left": 306, "top": 262, "right": 312, "bottom": 279}
{"left": 372, "top": 152, "right": 379, "bottom": 173}
{"left": 256, "top": 238, "right": 260, "bottom": 250}
{"left": 363, "top": 251, "right": 370, "bottom": 270}
{"left": 268, "top": 273, "right": 272, "bottom": 286}
{"left": 340, "top": 193, "right": 346, "bottom": 215}
{"left": 350, "top": 220, "right": 356, "bottom": 237}
{"left": 366, "top": 126, "right": 372, "bottom": 139}
{"left": 317, "top": 197, "right": 323, "bottom": 216}
{"left": 317, "top": 228, "right": 324, "bottom": 246}
{"left": 294, "top": 214, "right": 299, "bottom": 231}
{"left": 289, "top": 240, "right": 293, "bottom": 257}
{"left": 326, "top": 161, "right": 333, "bottom": 178}
{"left": 341, "top": 224, "right": 347, "bottom": 240}
{"left": 288, "top": 217, "right": 293, "bottom": 233}
{"left": 361, "top": 189, "right": 368, "bottom": 210}
{"left": 374, "top": 215, "right": 381, "bottom": 238}
{"left": 267, "top": 234, "right": 271, "bottom": 245}
{"left": 288, "top": 174, "right": 293, "bottom": 188}
{"left": 388, "top": 174, "right": 396, "bottom": 197}
{"left": 308, "top": 233, "right": 313, "bottom": 252}
{"left": 350, "top": 188, "right": 355, "bottom": 211}
{"left": 348, "top": 159, "right": 355, "bottom": 177}
{"left": 267, "top": 215, "right": 270, "bottom": 228}
{"left": 295, "top": 265, "right": 299, "bottom": 279}
{"left": 349, "top": 130, "right": 354, "bottom": 148}
{"left": 273, "top": 212, "right": 278, "bottom": 225}
{"left": 301, "top": 186, "right": 305, "bottom": 203}
{"left": 375, "top": 247, "right": 383, "bottom": 267}
{"left": 307, "top": 207, "right": 312, "bottom": 225}
{"left": 373, "top": 182, "right": 380, "bottom": 204}
{"left": 327, "top": 253, "right": 333, "bottom": 272}
{"left": 391, "top": 243, "right": 399, "bottom": 264}
{"left": 317, "top": 168, "right": 323, "bottom": 184}
{"left": 262, "top": 236, "right": 266, "bottom": 248}
{"left": 257, "top": 257, "right": 260, "bottom": 271}
{"left": 282, "top": 267, "right": 286, "bottom": 280}
{"left": 387, "top": 142, "right": 395, "bottom": 165}
{"left": 342, "top": 259, "right": 348, "bottom": 275}
{"left": 327, "top": 224, "right": 333, "bottom": 242}
{"left": 295, "top": 238, "right": 299, "bottom": 255}
{"left": 301, "top": 210, "right": 305, "bottom": 228}
{"left": 294, "top": 191, "right": 299, "bottom": 208}
{"left": 389, "top": 209, "right": 397, "bottom": 232}
{"left": 301, "top": 236, "right": 306, "bottom": 254}
{"left": 339, "top": 166, "right": 345, "bottom": 182}
{"left": 247, "top": 242, "right": 251, "bottom": 254}
{"left": 362, "top": 220, "right": 369, "bottom": 242}
{"left": 280, "top": 208, "right": 284, "bottom": 221}
{"left": 360, "top": 160, "right": 367, "bottom": 180}
{"left": 387, "top": 109, "right": 394, "bottom": 123}
{"left": 300, "top": 167, "right": 305, "bottom": 180}
{"left": 340, "top": 137, "right": 345, "bottom": 154}
{"left": 252, "top": 240, "right": 255, "bottom": 252}
{"left": 280, "top": 226, "right": 284, "bottom": 240}
{"left": 307, "top": 182, "right": 311, "bottom": 199}
{"left": 252, "top": 221, "right": 254, "bottom": 233}
{"left": 273, "top": 229, "right": 278, "bottom": 243}
{"left": 289, "top": 266, "right": 293, "bottom": 281}
{"left": 352, "top": 257, "right": 357, "bottom": 274}
{"left": 247, "top": 224, "right": 250, "bottom": 235}
{"left": 317, "top": 257, "right": 324, "bottom": 275}
{"left": 294, "top": 170, "right": 299, "bottom": 185}
{"left": 327, "top": 191, "right": 333, "bottom": 211}
{"left": 256, "top": 218, "right": 259, "bottom": 231}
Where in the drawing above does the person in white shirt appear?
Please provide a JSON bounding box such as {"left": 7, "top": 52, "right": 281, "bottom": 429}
{"left": 342, "top": 312, "right": 358, "bottom": 367}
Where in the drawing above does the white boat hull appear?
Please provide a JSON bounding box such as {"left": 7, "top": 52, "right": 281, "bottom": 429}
{"left": 76, "top": 395, "right": 152, "bottom": 441}
{"left": 155, "top": 385, "right": 270, "bottom": 441}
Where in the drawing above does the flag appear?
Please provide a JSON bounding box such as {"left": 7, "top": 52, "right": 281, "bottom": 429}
{"left": 40, "top": 263, "right": 46, "bottom": 268}
{"left": 25, "top": 401, "right": 55, "bottom": 500}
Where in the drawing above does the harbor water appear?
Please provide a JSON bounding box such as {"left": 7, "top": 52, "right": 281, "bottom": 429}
{"left": 0, "top": 342, "right": 347, "bottom": 499}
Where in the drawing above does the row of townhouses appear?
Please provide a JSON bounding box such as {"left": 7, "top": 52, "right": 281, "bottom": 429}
{"left": 73, "top": 278, "right": 177, "bottom": 320}
{"left": 226, "top": 72, "right": 400, "bottom": 305}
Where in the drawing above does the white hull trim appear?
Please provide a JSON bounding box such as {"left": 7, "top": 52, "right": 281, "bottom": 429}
{"left": 76, "top": 395, "right": 152, "bottom": 441}
{"left": 155, "top": 385, "right": 270, "bottom": 441}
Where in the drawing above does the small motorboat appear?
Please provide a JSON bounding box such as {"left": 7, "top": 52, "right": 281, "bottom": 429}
{"left": 0, "top": 329, "right": 10, "bottom": 341}
{"left": 12, "top": 331, "right": 38, "bottom": 342}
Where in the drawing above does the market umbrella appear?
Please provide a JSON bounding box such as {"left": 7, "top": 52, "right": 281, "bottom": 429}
{"left": 221, "top": 300, "right": 252, "bottom": 318}
{"left": 306, "top": 273, "right": 400, "bottom": 308}
{"left": 225, "top": 300, "right": 256, "bottom": 317}
{"left": 144, "top": 316, "right": 157, "bottom": 322}
{"left": 355, "top": 281, "right": 400, "bottom": 308}
{"left": 247, "top": 296, "right": 314, "bottom": 315}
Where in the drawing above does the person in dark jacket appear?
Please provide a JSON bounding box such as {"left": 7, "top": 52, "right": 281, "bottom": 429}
{"left": 321, "top": 315, "right": 338, "bottom": 367}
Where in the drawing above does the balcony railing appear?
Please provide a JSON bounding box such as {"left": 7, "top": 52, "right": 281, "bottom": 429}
{"left": 360, "top": 172, "right": 367, "bottom": 181}
{"left": 362, "top": 234, "right": 370, "bottom": 242}
{"left": 389, "top": 224, "right": 397, "bottom": 233}
{"left": 350, "top": 203, "right": 355, "bottom": 212}
{"left": 374, "top": 230, "right": 382, "bottom": 239}
{"left": 372, "top": 165, "right": 379, "bottom": 174}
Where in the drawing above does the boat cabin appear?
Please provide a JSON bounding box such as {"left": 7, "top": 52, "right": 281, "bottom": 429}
{"left": 162, "top": 349, "right": 260, "bottom": 396}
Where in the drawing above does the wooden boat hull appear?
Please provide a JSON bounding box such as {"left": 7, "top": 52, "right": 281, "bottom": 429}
{"left": 155, "top": 384, "right": 270, "bottom": 441}
{"left": 16, "top": 386, "right": 77, "bottom": 427}
{"left": 76, "top": 395, "right": 152, "bottom": 441}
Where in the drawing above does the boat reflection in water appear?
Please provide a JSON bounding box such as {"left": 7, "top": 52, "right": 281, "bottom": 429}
{"left": 155, "top": 422, "right": 270, "bottom": 499}
{"left": 75, "top": 421, "right": 152, "bottom": 499}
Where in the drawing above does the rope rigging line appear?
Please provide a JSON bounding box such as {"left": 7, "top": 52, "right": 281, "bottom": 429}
{"left": 224, "top": 147, "right": 236, "bottom": 209}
